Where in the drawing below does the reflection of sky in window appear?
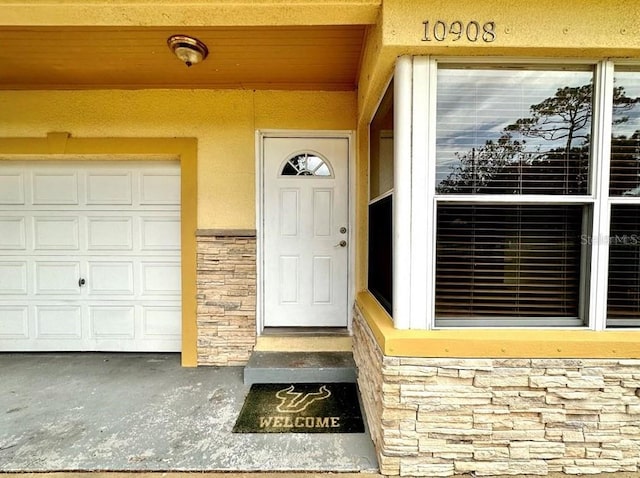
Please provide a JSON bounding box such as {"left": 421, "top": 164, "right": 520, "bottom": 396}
{"left": 613, "top": 71, "right": 640, "bottom": 138}
{"left": 306, "top": 155, "right": 323, "bottom": 171}
{"left": 436, "top": 68, "right": 593, "bottom": 184}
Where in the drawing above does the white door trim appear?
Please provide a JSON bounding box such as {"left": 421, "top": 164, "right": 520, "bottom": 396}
{"left": 256, "top": 130, "right": 355, "bottom": 335}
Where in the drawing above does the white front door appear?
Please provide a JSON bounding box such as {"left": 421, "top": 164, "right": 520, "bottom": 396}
{"left": 263, "top": 136, "right": 349, "bottom": 327}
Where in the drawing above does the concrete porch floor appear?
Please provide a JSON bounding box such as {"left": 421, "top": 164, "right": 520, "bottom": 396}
{"left": 0, "top": 353, "right": 379, "bottom": 473}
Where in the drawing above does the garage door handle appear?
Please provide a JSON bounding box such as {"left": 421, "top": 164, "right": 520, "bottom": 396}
{"left": 78, "top": 278, "right": 86, "bottom": 287}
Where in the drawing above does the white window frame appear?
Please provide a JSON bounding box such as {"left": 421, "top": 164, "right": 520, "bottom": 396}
{"left": 394, "top": 56, "right": 413, "bottom": 328}
{"left": 402, "top": 56, "right": 635, "bottom": 331}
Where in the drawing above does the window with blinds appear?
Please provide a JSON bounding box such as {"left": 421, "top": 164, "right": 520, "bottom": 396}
{"left": 436, "top": 204, "right": 584, "bottom": 326}
{"left": 607, "top": 205, "right": 640, "bottom": 327}
{"left": 607, "top": 69, "right": 640, "bottom": 327}
{"left": 368, "top": 80, "right": 394, "bottom": 314}
{"left": 610, "top": 70, "right": 640, "bottom": 198}
{"left": 434, "top": 65, "right": 593, "bottom": 326}
{"left": 364, "top": 59, "right": 640, "bottom": 330}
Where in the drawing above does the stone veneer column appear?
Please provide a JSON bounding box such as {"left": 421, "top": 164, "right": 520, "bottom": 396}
{"left": 353, "top": 306, "right": 640, "bottom": 477}
{"left": 196, "top": 230, "right": 256, "bottom": 366}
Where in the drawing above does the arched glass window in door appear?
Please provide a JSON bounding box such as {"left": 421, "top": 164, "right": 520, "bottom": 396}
{"left": 280, "top": 152, "right": 333, "bottom": 177}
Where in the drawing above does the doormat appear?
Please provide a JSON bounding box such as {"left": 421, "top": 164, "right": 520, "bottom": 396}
{"left": 233, "top": 382, "right": 365, "bottom": 433}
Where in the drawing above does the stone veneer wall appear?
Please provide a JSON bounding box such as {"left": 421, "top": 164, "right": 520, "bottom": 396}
{"left": 196, "top": 230, "right": 256, "bottom": 366}
{"left": 353, "top": 307, "right": 640, "bottom": 477}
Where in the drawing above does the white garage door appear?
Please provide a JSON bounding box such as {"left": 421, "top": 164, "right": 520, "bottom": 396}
{"left": 0, "top": 161, "right": 181, "bottom": 352}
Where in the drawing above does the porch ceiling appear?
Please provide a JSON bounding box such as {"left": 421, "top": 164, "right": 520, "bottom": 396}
{"left": 0, "top": 25, "right": 367, "bottom": 91}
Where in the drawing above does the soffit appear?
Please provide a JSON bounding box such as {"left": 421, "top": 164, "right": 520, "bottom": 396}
{"left": 0, "top": 25, "right": 367, "bottom": 90}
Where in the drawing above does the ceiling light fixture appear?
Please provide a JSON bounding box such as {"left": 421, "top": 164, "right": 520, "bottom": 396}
{"left": 167, "top": 35, "right": 209, "bottom": 67}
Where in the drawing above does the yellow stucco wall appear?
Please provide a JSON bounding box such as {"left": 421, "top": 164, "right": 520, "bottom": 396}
{"left": 0, "top": 0, "right": 380, "bottom": 27}
{"left": 0, "top": 89, "right": 357, "bottom": 229}
{"left": 384, "top": 0, "right": 640, "bottom": 53}
{"left": 0, "top": 89, "right": 356, "bottom": 365}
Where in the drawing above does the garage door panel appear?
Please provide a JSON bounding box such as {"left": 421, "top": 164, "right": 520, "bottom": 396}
{"left": 35, "top": 261, "right": 81, "bottom": 295}
{"left": 143, "top": 306, "right": 181, "bottom": 337}
{"left": 90, "top": 306, "right": 135, "bottom": 339}
{"left": 0, "top": 217, "right": 27, "bottom": 249}
{"left": 142, "top": 262, "right": 181, "bottom": 295}
{"left": 87, "top": 261, "right": 135, "bottom": 295}
{"left": 0, "top": 173, "right": 25, "bottom": 205}
{"left": 0, "top": 306, "right": 29, "bottom": 338}
{"left": 87, "top": 217, "right": 134, "bottom": 250}
{"left": 32, "top": 172, "right": 79, "bottom": 205}
{"left": 140, "top": 172, "right": 180, "bottom": 205}
{"left": 36, "top": 305, "right": 82, "bottom": 338}
{"left": 87, "top": 172, "right": 132, "bottom": 205}
{"left": 34, "top": 217, "right": 80, "bottom": 250}
{"left": 141, "top": 217, "right": 180, "bottom": 250}
{"left": 0, "top": 262, "right": 28, "bottom": 294}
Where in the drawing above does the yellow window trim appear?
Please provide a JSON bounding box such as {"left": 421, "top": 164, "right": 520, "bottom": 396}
{"left": 356, "top": 290, "right": 640, "bottom": 359}
{"left": 0, "top": 133, "right": 198, "bottom": 366}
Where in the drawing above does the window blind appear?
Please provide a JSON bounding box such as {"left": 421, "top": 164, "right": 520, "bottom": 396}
{"left": 435, "top": 204, "right": 584, "bottom": 324}
{"left": 607, "top": 70, "right": 640, "bottom": 326}
{"left": 610, "top": 135, "right": 640, "bottom": 197}
{"left": 607, "top": 205, "right": 640, "bottom": 327}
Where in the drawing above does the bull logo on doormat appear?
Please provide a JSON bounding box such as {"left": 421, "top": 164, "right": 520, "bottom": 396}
{"left": 275, "top": 384, "right": 332, "bottom": 413}
{"left": 233, "top": 382, "right": 364, "bottom": 433}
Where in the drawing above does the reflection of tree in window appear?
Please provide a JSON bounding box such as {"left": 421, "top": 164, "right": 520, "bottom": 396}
{"left": 611, "top": 72, "right": 640, "bottom": 197}
{"left": 437, "top": 81, "right": 639, "bottom": 195}
{"left": 281, "top": 153, "right": 331, "bottom": 177}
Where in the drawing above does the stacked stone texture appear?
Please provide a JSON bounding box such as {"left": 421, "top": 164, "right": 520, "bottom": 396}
{"left": 353, "top": 308, "right": 640, "bottom": 477}
{"left": 196, "top": 234, "right": 256, "bottom": 365}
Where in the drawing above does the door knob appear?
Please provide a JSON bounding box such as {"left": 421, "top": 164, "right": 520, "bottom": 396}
{"left": 78, "top": 278, "right": 86, "bottom": 287}
{"left": 335, "top": 240, "right": 347, "bottom": 248}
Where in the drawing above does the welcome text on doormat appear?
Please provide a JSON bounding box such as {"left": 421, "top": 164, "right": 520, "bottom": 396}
{"left": 233, "top": 382, "right": 365, "bottom": 433}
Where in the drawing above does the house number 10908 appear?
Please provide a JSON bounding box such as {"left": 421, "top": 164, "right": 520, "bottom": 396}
{"left": 422, "top": 20, "right": 496, "bottom": 43}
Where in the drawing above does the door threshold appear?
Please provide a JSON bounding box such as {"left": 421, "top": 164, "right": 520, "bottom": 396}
{"left": 256, "top": 328, "right": 352, "bottom": 352}
{"left": 262, "top": 326, "right": 350, "bottom": 336}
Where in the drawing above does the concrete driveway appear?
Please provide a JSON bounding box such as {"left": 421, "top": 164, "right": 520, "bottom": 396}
{"left": 0, "top": 353, "right": 378, "bottom": 473}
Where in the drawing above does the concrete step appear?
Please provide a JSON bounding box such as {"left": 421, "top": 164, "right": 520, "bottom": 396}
{"left": 243, "top": 351, "right": 357, "bottom": 385}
